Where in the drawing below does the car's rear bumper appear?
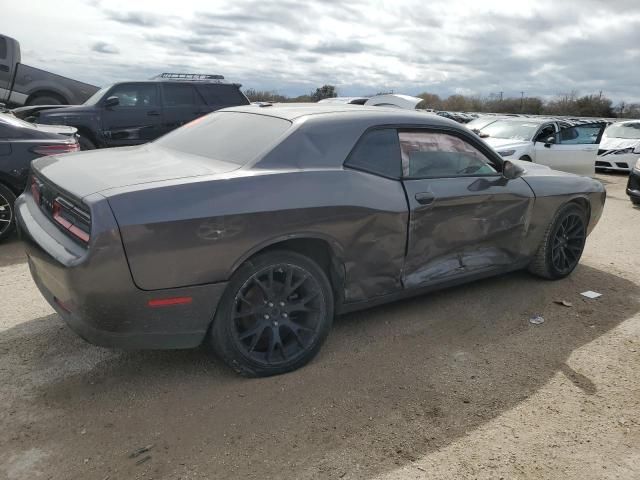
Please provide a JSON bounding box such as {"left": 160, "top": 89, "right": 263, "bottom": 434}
{"left": 16, "top": 193, "right": 227, "bottom": 349}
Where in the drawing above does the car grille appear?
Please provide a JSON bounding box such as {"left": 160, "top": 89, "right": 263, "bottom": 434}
{"left": 31, "top": 174, "right": 91, "bottom": 244}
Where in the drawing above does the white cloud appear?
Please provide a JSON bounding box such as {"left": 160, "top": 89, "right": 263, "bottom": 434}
{"left": 2, "top": 0, "right": 639, "bottom": 102}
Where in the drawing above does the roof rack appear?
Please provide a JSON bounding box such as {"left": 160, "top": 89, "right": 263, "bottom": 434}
{"left": 151, "top": 73, "right": 226, "bottom": 82}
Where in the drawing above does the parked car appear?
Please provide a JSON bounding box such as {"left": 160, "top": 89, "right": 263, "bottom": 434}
{"left": 477, "top": 117, "right": 606, "bottom": 176}
{"left": 19, "top": 73, "right": 250, "bottom": 150}
{"left": 597, "top": 120, "right": 640, "bottom": 172}
{"left": 16, "top": 104, "right": 605, "bottom": 377}
{"left": 626, "top": 158, "right": 640, "bottom": 205}
{"left": 0, "top": 112, "right": 78, "bottom": 240}
{"left": 0, "top": 34, "right": 98, "bottom": 107}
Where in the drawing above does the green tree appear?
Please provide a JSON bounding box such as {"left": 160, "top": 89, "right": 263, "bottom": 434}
{"left": 311, "top": 85, "right": 338, "bottom": 102}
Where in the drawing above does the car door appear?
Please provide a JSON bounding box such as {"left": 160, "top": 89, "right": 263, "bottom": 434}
{"left": 533, "top": 122, "right": 606, "bottom": 175}
{"left": 399, "top": 128, "right": 535, "bottom": 289}
{"left": 100, "top": 83, "right": 162, "bottom": 147}
{"left": 160, "top": 83, "right": 208, "bottom": 135}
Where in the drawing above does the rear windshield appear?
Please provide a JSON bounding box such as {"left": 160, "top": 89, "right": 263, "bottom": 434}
{"left": 154, "top": 111, "right": 291, "bottom": 164}
{"left": 196, "top": 84, "right": 249, "bottom": 107}
{"left": 0, "top": 112, "right": 38, "bottom": 129}
{"left": 606, "top": 123, "right": 640, "bottom": 139}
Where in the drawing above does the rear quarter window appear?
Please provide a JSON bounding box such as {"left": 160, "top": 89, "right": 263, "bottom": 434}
{"left": 154, "top": 111, "right": 291, "bottom": 165}
{"left": 345, "top": 128, "right": 402, "bottom": 178}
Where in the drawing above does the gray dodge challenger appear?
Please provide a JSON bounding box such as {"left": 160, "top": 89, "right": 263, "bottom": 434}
{"left": 16, "top": 104, "right": 606, "bottom": 377}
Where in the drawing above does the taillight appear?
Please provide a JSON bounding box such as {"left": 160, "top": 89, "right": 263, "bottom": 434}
{"left": 52, "top": 197, "right": 91, "bottom": 243}
{"left": 31, "top": 142, "right": 80, "bottom": 156}
{"left": 30, "top": 177, "right": 41, "bottom": 205}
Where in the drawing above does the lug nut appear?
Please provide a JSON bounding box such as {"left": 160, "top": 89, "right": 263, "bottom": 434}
{"left": 268, "top": 302, "right": 274, "bottom": 307}
{"left": 279, "top": 302, "right": 285, "bottom": 307}
{"left": 264, "top": 314, "right": 270, "bottom": 319}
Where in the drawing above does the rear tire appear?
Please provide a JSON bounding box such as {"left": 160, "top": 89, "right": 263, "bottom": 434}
{"left": 209, "top": 250, "right": 334, "bottom": 377}
{"left": 26, "top": 94, "right": 65, "bottom": 106}
{"left": 528, "top": 203, "right": 587, "bottom": 280}
{"left": 631, "top": 198, "right": 640, "bottom": 206}
{"left": 0, "top": 184, "right": 17, "bottom": 242}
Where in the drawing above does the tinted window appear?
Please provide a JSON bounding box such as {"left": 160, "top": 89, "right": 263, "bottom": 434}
{"left": 196, "top": 84, "right": 249, "bottom": 108}
{"left": 0, "top": 37, "right": 7, "bottom": 60}
{"left": 345, "top": 129, "right": 401, "bottom": 178}
{"left": 107, "top": 83, "right": 158, "bottom": 107}
{"left": 155, "top": 112, "right": 291, "bottom": 165}
{"left": 399, "top": 131, "right": 497, "bottom": 178}
{"left": 163, "top": 84, "right": 203, "bottom": 107}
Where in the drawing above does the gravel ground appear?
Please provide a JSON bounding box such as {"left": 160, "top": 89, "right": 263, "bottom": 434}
{"left": 0, "top": 173, "right": 638, "bottom": 480}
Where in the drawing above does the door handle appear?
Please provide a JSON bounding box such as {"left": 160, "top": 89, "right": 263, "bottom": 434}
{"left": 147, "top": 111, "right": 160, "bottom": 116}
{"left": 0, "top": 64, "right": 9, "bottom": 72}
{"left": 415, "top": 192, "right": 435, "bottom": 205}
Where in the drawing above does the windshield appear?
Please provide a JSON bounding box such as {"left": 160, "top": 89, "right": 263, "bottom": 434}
{"left": 605, "top": 123, "right": 640, "bottom": 140}
{"left": 83, "top": 85, "right": 111, "bottom": 105}
{"left": 466, "top": 117, "right": 498, "bottom": 131}
{"left": 480, "top": 120, "right": 541, "bottom": 141}
{"left": 155, "top": 111, "right": 292, "bottom": 165}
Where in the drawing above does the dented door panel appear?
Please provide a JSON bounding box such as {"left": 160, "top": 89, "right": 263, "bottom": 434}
{"left": 401, "top": 176, "right": 535, "bottom": 288}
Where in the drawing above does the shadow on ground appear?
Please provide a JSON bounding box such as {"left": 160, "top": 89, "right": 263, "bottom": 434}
{"left": 1, "top": 263, "right": 638, "bottom": 479}
{"left": 0, "top": 236, "right": 26, "bottom": 268}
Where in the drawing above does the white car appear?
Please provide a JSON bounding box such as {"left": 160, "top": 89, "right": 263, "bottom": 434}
{"left": 596, "top": 120, "right": 640, "bottom": 172}
{"left": 477, "top": 117, "right": 606, "bottom": 176}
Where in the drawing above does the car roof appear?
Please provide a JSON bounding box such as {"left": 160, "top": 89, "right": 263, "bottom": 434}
{"left": 224, "top": 103, "right": 459, "bottom": 127}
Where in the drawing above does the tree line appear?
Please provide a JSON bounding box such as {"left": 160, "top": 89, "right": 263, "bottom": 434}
{"left": 244, "top": 86, "right": 640, "bottom": 119}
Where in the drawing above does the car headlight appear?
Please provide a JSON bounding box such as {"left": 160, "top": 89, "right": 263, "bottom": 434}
{"left": 635, "top": 158, "right": 640, "bottom": 170}
{"left": 634, "top": 145, "right": 640, "bottom": 154}
{"left": 497, "top": 149, "right": 516, "bottom": 157}
{"left": 614, "top": 147, "right": 635, "bottom": 155}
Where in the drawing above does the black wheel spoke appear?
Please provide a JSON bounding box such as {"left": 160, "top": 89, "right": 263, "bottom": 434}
{"left": 550, "top": 213, "right": 585, "bottom": 274}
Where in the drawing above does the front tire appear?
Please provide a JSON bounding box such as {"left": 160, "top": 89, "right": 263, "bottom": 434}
{"left": 528, "top": 203, "right": 587, "bottom": 279}
{"left": 0, "top": 184, "right": 17, "bottom": 242}
{"left": 209, "top": 250, "right": 334, "bottom": 377}
{"left": 631, "top": 197, "right": 640, "bottom": 206}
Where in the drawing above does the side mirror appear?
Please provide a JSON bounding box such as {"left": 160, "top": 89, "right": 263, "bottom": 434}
{"left": 544, "top": 135, "right": 556, "bottom": 148}
{"left": 104, "top": 96, "right": 119, "bottom": 108}
{"left": 502, "top": 160, "right": 525, "bottom": 180}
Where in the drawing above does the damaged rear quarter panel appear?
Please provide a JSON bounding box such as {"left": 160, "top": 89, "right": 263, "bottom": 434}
{"left": 106, "top": 169, "right": 409, "bottom": 301}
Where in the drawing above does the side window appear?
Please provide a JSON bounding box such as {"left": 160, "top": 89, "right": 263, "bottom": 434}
{"left": 559, "top": 125, "right": 602, "bottom": 144}
{"left": 345, "top": 129, "right": 401, "bottom": 178}
{"left": 163, "top": 84, "right": 203, "bottom": 107}
{"left": 196, "top": 84, "right": 248, "bottom": 108}
{"left": 107, "top": 84, "right": 158, "bottom": 107}
{"left": 534, "top": 124, "right": 556, "bottom": 143}
{"left": 399, "top": 131, "right": 498, "bottom": 178}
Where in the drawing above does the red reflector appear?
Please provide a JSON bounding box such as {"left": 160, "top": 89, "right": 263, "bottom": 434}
{"left": 52, "top": 201, "right": 73, "bottom": 229}
{"left": 148, "top": 297, "right": 193, "bottom": 307}
{"left": 31, "top": 178, "right": 41, "bottom": 204}
{"left": 68, "top": 224, "right": 90, "bottom": 242}
{"left": 32, "top": 143, "right": 80, "bottom": 156}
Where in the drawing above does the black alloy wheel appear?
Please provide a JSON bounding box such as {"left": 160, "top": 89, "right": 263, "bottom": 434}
{"left": 550, "top": 212, "right": 585, "bottom": 275}
{"left": 0, "top": 184, "right": 16, "bottom": 242}
{"left": 210, "top": 250, "right": 334, "bottom": 377}
{"left": 528, "top": 203, "right": 587, "bottom": 279}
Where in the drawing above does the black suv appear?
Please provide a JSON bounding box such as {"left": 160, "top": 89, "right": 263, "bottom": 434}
{"left": 32, "top": 73, "right": 250, "bottom": 149}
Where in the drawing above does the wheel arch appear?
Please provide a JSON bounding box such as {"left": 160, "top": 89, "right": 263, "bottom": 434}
{"left": 567, "top": 196, "right": 591, "bottom": 224}
{"left": 229, "top": 233, "right": 347, "bottom": 307}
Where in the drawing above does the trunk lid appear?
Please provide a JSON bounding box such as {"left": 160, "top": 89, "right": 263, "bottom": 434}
{"left": 32, "top": 144, "right": 243, "bottom": 198}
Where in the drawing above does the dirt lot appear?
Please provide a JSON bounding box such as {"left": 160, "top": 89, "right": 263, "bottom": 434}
{"left": 1, "top": 173, "right": 639, "bottom": 480}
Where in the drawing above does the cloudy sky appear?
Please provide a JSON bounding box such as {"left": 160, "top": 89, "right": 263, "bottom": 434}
{"left": 5, "top": 0, "right": 640, "bottom": 102}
